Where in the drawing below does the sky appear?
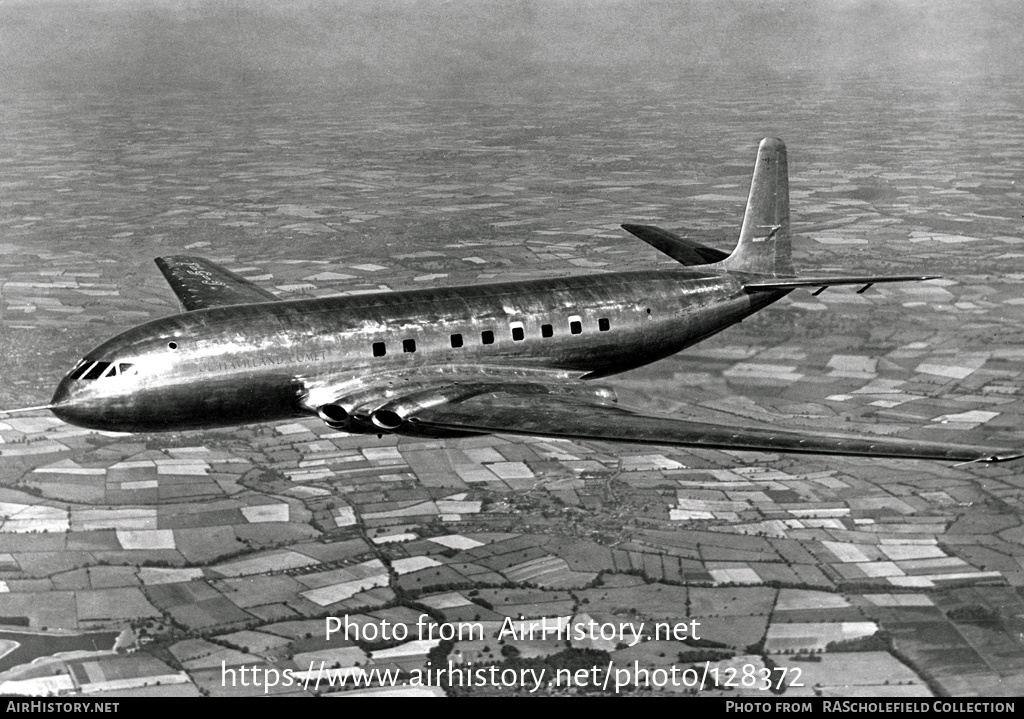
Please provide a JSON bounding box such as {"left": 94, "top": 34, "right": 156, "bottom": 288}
{"left": 1, "top": 0, "right": 1021, "bottom": 94}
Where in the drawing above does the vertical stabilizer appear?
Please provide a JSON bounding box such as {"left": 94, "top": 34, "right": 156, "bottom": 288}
{"left": 717, "top": 137, "right": 792, "bottom": 276}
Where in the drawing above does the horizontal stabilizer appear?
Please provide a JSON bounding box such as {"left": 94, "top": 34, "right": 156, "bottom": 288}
{"left": 155, "top": 256, "right": 281, "bottom": 311}
{"left": 621, "top": 224, "right": 729, "bottom": 266}
{"left": 745, "top": 274, "right": 939, "bottom": 291}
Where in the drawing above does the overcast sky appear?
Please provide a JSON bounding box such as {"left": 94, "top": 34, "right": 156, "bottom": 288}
{"left": 1, "top": 0, "right": 1020, "bottom": 94}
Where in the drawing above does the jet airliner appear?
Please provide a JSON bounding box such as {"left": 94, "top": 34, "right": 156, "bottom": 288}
{"left": 5, "top": 138, "right": 1019, "bottom": 464}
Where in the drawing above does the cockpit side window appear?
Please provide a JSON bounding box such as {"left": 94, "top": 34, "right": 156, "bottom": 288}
{"left": 119, "top": 363, "right": 136, "bottom": 376}
{"left": 101, "top": 364, "right": 118, "bottom": 379}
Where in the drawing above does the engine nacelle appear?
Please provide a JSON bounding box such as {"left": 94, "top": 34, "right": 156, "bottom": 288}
{"left": 319, "top": 380, "right": 618, "bottom": 434}
{"left": 370, "top": 388, "right": 455, "bottom": 430}
{"left": 317, "top": 398, "right": 385, "bottom": 434}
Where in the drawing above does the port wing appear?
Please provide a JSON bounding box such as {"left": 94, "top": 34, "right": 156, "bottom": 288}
{"left": 155, "top": 256, "right": 280, "bottom": 311}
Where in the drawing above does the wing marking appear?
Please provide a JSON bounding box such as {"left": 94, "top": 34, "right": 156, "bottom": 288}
{"left": 155, "top": 256, "right": 280, "bottom": 311}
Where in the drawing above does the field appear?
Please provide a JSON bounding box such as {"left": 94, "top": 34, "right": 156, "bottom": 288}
{"left": 0, "top": 0, "right": 1022, "bottom": 698}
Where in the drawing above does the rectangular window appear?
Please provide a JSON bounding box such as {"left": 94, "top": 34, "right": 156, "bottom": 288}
{"left": 450, "top": 333, "right": 463, "bottom": 348}
{"left": 481, "top": 330, "right": 494, "bottom": 345}
{"left": 570, "top": 320, "right": 582, "bottom": 335}
{"left": 372, "top": 342, "right": 386, "bottom": 357}
{"left": 541, "top": 324, "right": 553, "bottom": 338}
{"left": 403, "top": 339, "right": 416, "bottom": 353}
{"left": 598, "top": 318, "right": 610, "bottom": 332}
{"left": 510, "top": 322, "right": 525, "bottom": 341}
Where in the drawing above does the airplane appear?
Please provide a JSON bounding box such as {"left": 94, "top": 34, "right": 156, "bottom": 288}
{"left": 4, "top": 138, "right": 1019, "bottom": 465}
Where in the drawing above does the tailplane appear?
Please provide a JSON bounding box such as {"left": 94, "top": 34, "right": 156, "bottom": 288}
{"left": 714, "top": 137, "right": 792, "bottom": 276}
{"left": 623, "top": 137, "right": 938, "bottom": 292}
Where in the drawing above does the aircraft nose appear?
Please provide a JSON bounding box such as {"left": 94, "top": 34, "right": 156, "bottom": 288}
{"left": 49, "top": 376, "right": 96, "bottom": 429}
{"left": 50, "top": 376, "right": 72, "bottom": 408}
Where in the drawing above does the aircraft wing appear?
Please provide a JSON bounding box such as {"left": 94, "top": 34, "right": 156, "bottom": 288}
{"left": 155, "top": 256, "right": 280, "bottom": 311}
{"left": 394, "top": 389, "right": 1020, "bottom": 464}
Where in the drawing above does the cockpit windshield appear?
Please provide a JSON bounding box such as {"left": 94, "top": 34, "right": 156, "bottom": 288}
{"left": 82, "top": 362, "right": 109, "bottom": 380}
{"left": 68, "top": 360, "right": 135, "bottom": 381}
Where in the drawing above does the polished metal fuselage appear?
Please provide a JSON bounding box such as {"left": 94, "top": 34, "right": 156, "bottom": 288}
{"left": 50, "top": 269, "right": 788, "bottom": 432}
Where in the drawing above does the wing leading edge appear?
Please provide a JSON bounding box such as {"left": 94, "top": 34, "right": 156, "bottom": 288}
{"left": 155, "top": 256, "right": 280, "bottom": 311}
{"left": 399, "top": 391, "right": 1020, "bottom": 464}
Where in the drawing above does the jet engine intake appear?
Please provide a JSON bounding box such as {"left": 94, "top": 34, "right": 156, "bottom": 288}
{"left": 371, "top": 409, "right": 405, "bottom": 430}
{"left": 369, "top": 388, "right": 456, "bottom": 431}
{"left": 317, "top": 404, "right": 349, "bottom": 428}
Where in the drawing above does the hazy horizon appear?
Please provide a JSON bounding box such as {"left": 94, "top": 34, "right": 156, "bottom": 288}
{"left": 1, "top": 1, "right": 1020, "bottom": 96}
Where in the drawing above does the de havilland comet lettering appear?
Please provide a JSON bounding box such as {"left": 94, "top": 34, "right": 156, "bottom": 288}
{"left": 5, "top": 139, "right": 1019, "bottom": 464}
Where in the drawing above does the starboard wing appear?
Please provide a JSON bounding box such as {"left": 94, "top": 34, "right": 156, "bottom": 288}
{"left": 399, "top": 391, "right": 1020, "bottom": 464}
{"left": 155, "top": 256, "right": 280, "bottom": 311}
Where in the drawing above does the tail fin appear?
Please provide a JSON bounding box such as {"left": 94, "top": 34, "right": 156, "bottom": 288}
{"left": 716, "top": 137, "right": 792, "bottom": 276}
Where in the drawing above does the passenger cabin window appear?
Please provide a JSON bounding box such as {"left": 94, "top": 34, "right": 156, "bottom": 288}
{"left": 372, "top": 342, "right": 386, "bottom": 357}
{"left": 481, "top": 330, "right": 494, "bottom": 345}
{"left": 510, "top": 322, "right": 525, "bottom": 342}
{"left": 450, "top": 333, "right": 463, "bottom": 348}
{"left": 598, "top": 318, "right": 610, "bottom": 332}
{"left": 541, "top": 324, "right": 554, "bottom": 338}
{"left": 403, "top": 339, "right": 416, "bottom": 353}
{"left": 569, "top": 320, "right": 582, "bottom": 335}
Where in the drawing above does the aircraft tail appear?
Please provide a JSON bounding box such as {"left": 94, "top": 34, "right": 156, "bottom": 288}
{"left": 624, "top": 138, "right": 938, "bottom": 292}
{"left": 714, "top": 137, "right": 792, "bottom": 276}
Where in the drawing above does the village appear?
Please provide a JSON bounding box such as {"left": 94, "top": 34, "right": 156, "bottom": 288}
{"left": 1, "top": 73, "right": 1023, "bottom": 696}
